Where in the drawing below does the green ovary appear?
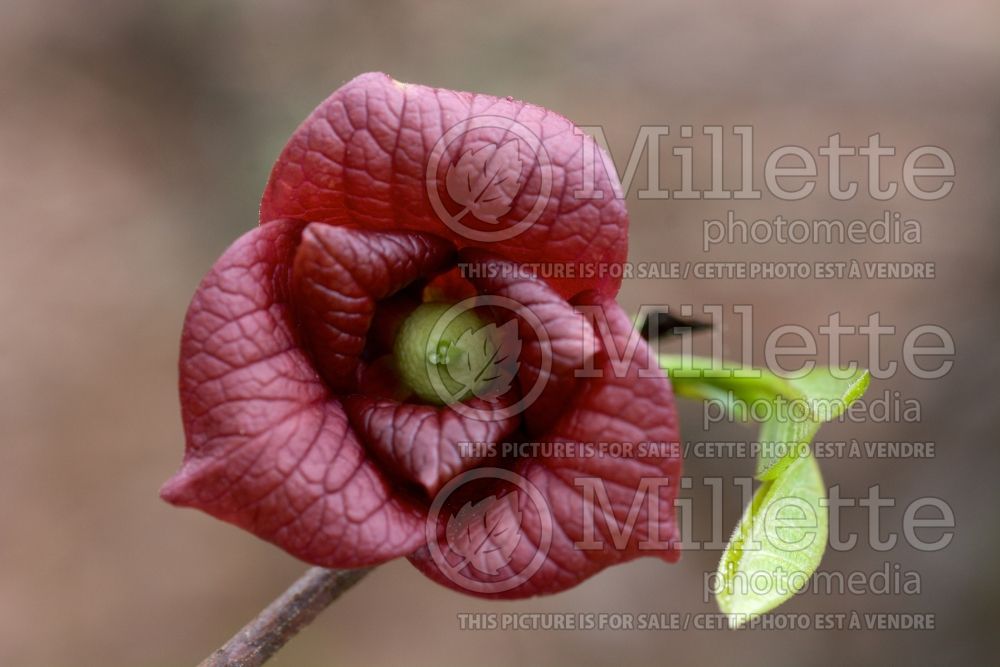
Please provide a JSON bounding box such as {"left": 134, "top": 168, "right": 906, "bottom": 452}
{"left": 393, "top": 302, "right": 498, "bottom": 405}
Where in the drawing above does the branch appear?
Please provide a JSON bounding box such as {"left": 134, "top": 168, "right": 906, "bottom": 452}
{"left": 197, "top": 566, "right": 372, "bottom": 667}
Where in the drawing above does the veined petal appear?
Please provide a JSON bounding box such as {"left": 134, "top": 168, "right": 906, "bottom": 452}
{"left": 344, "top": 391, "right": 519, "bottom": 497}
{"left": 291, "top": 223, "right": 453, "bottom": 391}
{"left": 162, "top": 220, "right": 426, "bottom": 567}
{"left": 261, "top": 72, "right": 628, "bottom": 298}
{"left": 409, "top": 294, "right": 681, "bottom": 597}
{"left": 460, "top": 248, "right": 598, "bottom": 434}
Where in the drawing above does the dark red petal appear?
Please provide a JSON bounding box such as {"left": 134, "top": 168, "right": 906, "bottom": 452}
{"left": 291, "top": 223, "right": 453, "bottom": 391}
{"left": 162, "top": 219, "right": 425, "bottom": 567}
{"left": 422, "top": 266, "right": 478, "bottom": 303}
{"left": 260, "top": 72, "right": 628, "bottom": 299}
{"left": 460, "top": 247, "right": 598, "bottom": 434}
{"left": 344, "top": 392, "right": 519, "bottom": 497}
{"left": 409, "top": 295, "right": 680, "bottom": 598}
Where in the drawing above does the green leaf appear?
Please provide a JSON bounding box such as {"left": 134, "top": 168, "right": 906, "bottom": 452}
{"left": 658, "top": 354, "right": 793, "bottom": 408}
{"left": 715, "top": 452, "right": 828, "bottom": 626}
{"left": 658, "top": 355, "right": 869, "bottom": 480}
{"left": 655, "top": 353, "right": 870, "bottom": 623}
{"left": 754, "top": 367, "right": 870, "bottom": 480}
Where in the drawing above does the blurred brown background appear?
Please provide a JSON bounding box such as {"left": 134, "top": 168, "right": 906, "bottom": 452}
{"left": 1, "top": 1, "right": 997, "bottom": 665}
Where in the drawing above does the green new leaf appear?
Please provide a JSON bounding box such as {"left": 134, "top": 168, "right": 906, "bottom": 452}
{"left": 754, "top": 367, "right": 870, "bottom": 480}
{"left": 658, "top": 355, "right": 869, "bottom": 479}
{"left": 657, "top": 354, "right": 791, "bottom": 411}
{"left": 716, "top": 452, "right": 827, "bottom": 626}
{"left": 656, "top": 354, "right": 870, "bottom": 623}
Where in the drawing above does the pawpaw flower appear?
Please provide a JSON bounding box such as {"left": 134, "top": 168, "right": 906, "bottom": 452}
{"left": 162, "top": 73, "right": 681, "bottom": 598}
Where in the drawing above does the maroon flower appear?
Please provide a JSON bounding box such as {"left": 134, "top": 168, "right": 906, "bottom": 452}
{"left": 162, "top": 73, "right": 681, "bottom": 598}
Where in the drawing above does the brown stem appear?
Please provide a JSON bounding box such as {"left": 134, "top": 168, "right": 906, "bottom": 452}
{"left": 197, "top": 566, "right": 372, "bottom": 667}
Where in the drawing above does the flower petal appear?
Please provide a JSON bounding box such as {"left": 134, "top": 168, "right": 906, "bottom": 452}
{"left": 291, "top": 223, "right": 454, "bottom": 391}
{"left": 409, "top": 294, "right": 681, "bottom": 597}
{"left": 460, "top": 247, "right": 598, "bottom": 434}
{"left": 162, "top": 219, "right": 425, "bottom": 567}
{"left": 260, "top": 72, "right": 628, "bottom": 298}
{"left": 344, "top": 391, "right": 519, "bottom": 497}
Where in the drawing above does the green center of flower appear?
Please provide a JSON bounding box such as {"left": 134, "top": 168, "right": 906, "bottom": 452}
{"left": 393, "top": 302, "right": 500, "bottom": 405}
